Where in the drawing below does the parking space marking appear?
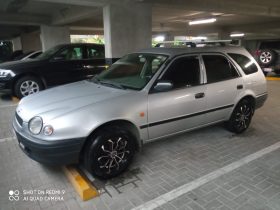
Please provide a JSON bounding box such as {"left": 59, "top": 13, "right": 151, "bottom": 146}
{"left": 266, "top": 77, "right": 280, "bottom": 81}
{"left": 132, "top": 141, "right": 280, "bottom": 210}
{"left": 0, "top": 104, "right": 17, "bottom": 109}
{"left": 0, "top": 137, "right": 15, "bottom": 143}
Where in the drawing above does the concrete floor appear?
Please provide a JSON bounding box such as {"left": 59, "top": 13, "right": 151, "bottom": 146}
{"left": 0, "top": 81, "right": 279, "bottom": 210}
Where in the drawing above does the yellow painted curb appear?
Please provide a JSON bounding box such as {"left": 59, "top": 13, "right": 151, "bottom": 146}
{"left": 63, "top": 166, "right": 99, "bottom": 201}
{"left": 12, "top": 96, "right": 20, "bottom": 103}
{"left": 266, "top": 77, "right": 280, "bottom": 81}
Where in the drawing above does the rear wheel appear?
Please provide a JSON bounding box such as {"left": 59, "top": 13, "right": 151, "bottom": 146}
{"left": 83, "top": 125, "right": 136, "bottom": 179}
{"left": 259, "top": 49, "right": 276, "bottom": 66}
{"left": 226, "top": 99, "right": 254, "bottom": 133}
{"left": 14, "top": 76, "right": 43, "bottom": 99}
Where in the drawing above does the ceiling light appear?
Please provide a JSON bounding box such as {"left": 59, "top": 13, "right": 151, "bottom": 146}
{"left": 230, "top": 33, "right": 245, "bottom": 37}
{"left": 154, "top": 35, "right": 165, "bottom": 42}
{"left": 189, "top": 18, "right": 216, "bottom": 25}
{"left": 191, "top": 36, "right": 208, "bottom": 40}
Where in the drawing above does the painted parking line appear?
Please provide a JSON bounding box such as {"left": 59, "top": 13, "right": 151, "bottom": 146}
{"left": 0, "top": 137, "right": 15, "bottom": 143}
{"left": 132, "top": 141, "right": 280, "bottom": 210}
{"left": 0, "top": 104, "right": 18, "bottom": 109}
{"left": 266, "top": 77, "right": 280, "bottom": 81}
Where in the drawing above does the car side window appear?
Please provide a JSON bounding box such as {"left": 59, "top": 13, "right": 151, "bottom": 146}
{"left": 57, "top": 47, "right": 83, "bottom": 60}
{"left": 260, "top": 41, "right": 280, "bottom": 50}
{"left": 161, "top": 56, "right": 201, "bottom": 89}
{"left": 228, "top": 53, "right": 258, "bottom": 75}
{"left": 203, "top": 55, "right": 239, "bottom": 83}
{"left": 87, "top": 46, "right": 105, "bottom": 59}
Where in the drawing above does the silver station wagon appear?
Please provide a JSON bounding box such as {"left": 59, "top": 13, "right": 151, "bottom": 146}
{"left": 13, "top": 46, "right": 267, "bottom": 179}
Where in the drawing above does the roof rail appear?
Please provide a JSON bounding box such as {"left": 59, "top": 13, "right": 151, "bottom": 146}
{"left": 154, "top": 39, "right": 240, "bottom": 48}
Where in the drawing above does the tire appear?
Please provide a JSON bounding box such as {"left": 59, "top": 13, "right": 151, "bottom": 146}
{"left": 274, "top": 70, "right": 280, "bottom": 75}
{"left": 258, "top": 49, "right": 276, "bottom": 66}
{"left": 14, "top": 76, "right": 44, "bottom": 99}
{"left": 226, "top": 99, "right": 254, "bottom": 134}
{"left": 263, "top": 71, "right": 268, "bottom": 76}
{"left": 83, "top": 125, "right": 136, "bottom": 179}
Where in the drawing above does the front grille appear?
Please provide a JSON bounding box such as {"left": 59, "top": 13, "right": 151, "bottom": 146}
{"left": 15, "top": 113, "right": 23, "bottom": 126}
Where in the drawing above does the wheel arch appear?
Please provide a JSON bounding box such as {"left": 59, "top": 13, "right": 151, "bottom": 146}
{"left": 233, "top": 94, "right": 256, "bottom": 114}
{"left": 12, "top": 73, "right": 47, "bottom": 94}
{"left": 79, "top": 119, "right": 141, "bottom": 161}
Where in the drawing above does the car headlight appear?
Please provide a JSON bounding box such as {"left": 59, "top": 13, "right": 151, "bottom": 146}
{"left": 0, "top": 69, "right": 15, "bottom": 78}
{"left": 28, "top": 117, "right": 43, "bottom": 135}
{"left": 43, "top": 125, "right": 54, "bottom": 136}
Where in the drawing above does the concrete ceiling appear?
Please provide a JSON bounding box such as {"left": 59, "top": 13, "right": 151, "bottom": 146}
{"left": 0, "top": 0, "right": 280, "bottom": 40}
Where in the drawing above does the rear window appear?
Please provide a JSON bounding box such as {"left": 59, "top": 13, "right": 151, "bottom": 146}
{"left": 202, "top": 55, "right": 239, "bottom": 83}
{"left": 228, "top": 53, "right": 258, "bottom": 75}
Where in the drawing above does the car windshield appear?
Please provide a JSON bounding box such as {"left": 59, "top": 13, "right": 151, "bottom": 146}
{"left": 94, "top": 53, "right": 168, "bottom": 90}
{"left": 35, "top": 45, "right": 62, "bottom": 60}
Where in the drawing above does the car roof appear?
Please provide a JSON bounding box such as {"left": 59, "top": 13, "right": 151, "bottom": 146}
{"left": 137, "top": 46, "right": 247, "bottom": 57}
{"left": 58, "top": 43, "right": 104, "bottom": 48}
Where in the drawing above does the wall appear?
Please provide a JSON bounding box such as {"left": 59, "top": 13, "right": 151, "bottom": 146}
{"left": 21, "top": 31, "right": 42, "bottom": 52}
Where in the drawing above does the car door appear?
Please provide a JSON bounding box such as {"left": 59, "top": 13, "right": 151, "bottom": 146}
{"left": 82, "top": 45, "right": 107, "bottom": 78}
{"left": 147, "top": 55, "right": 207, "bottom": 140}
{"left": 201, "top": 54, "right": 243, "bottom": 123}
{"left": 44, "top": 45, "right": 86, "bottom": 86}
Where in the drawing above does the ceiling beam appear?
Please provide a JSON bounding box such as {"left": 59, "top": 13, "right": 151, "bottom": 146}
{"left": 0, "top": 12, "right": 51, "bottom": 26}
{"left": 52, "top": 7, "right": 100, "bottom": 25}
{"left": 31, "top": 0, "right": 108, "bottom": 7}
{"left": 149, "top": 0, "right": 280, "bottom": 17}
{"left": 226, "top": 21, "right": 280, "bottom": 33}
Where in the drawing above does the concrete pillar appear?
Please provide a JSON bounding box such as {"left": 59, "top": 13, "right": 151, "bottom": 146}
{"left": 21, "top": 31, "right": 42, "bottom": 52}
{"left": 218, "top": 29, "right": 230, "bottom": 40}
{"left": 40, "top": 25, "right": 70, "bottom": 51}
{"left": 103, "top": 2, "right": 152, "bottom": 62}
{"left": 11, "top": 37, "right": 22, "bottom": 51}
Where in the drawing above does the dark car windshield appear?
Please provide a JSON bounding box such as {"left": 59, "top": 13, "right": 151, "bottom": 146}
{"left": 35, "top": 45, "right": 62, "bottom": 60}
{"left": 94, "top": 53, "right": 168, "bottom": 90}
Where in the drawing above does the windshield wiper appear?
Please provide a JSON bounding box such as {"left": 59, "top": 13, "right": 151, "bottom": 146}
{"left": 91, "top": 77, "right": 101, "bottom": 84}
{"left": 99, "top": 80, "right": 126, "bottom": 90}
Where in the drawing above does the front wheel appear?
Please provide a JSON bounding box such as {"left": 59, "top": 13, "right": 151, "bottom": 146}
{"left": 226, "top": 99, "right": 254, "bottom": 133}
{"left": 14, "top": 76, "right": 43, "bottom": 99}
{"left": 83, "top": 125, "right": 136, "bottom": 179}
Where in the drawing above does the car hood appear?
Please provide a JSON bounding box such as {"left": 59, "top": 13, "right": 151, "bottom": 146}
{"left": 0, "top": 59, "right": 45, "bottom": 70}
{"left": 17, "top": 80, "right": 130, "bottom": 122}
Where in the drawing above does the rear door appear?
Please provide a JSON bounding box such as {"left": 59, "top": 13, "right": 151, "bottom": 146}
{"left": 202, "top": 54, "right": 243, "bottom": 123}
{"left": 44, "top": 45, "right": 86, "bottom": 86}
{"left": 147, "top": 55, "right": 207, "bottom": 140}
{"left": 82, "top": 45, "right": 107, "bottom": 78}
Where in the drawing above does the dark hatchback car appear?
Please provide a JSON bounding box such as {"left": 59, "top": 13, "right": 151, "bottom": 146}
{"left": 0, "top": 43, "right": 107, "bottom": 98}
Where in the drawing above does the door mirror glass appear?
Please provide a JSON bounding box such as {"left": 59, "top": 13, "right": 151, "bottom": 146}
{"left": 154, "top": 80, "right": 173, "bottom": 92}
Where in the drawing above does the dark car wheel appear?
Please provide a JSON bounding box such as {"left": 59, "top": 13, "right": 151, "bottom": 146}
{"left": 259, "top": 49, "right": 276, "bottom": 66}
{"left": 14, "top": 76, "right": 44, "bottom": 99}
{"left": 84, "top": 125, "right": 136, "bottom": 179}
{"left": 226, "top": 99, "right": 254, "bottom": 134}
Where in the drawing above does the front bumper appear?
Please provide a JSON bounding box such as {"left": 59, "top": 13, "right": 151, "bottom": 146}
{"left": 0, "top": 79, "right": 12, "bottom": 91}
{"left": 13, "top": 116, "right": 86, "bottom": 165}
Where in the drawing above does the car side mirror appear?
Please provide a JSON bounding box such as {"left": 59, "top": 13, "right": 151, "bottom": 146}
{"left": 153, "top": 80, "right": 173, "bottom": 92}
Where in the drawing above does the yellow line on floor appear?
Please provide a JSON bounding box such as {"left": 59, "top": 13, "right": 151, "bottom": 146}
{"left": 12, "top": 96, "right": 20, "bottom": 103}
{"left": 63, "top": 166, "right": 99, "bottom": 201}
{"left": 266, "top": 77, "right": 280, "bottom": 81}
